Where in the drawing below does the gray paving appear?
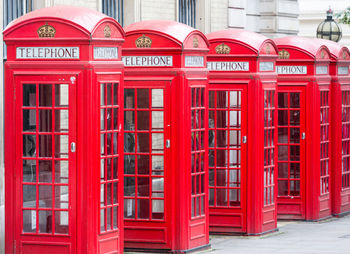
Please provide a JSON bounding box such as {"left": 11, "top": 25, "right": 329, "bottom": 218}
{"left": 126, "top": 215, "right": 350, "bottom": 254}
{"left": 203, "top": 215, "right": 350, "bottom": 254}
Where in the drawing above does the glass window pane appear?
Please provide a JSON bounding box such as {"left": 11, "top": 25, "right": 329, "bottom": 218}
{"left": 216, "top": 189, "right": 227, "bottom": 206}
{"left": 152, "top": 178, "right": 164, "bottom": 197}
{"left": 107, "top": 83, "right": 112, "bottom": 105}
{"left": 290, "top": 128, "right": 300, "bottom": 143}
{"left": 152, "top": 111, "right": 164, "bottom": 130}
{"left": 23, "top": 84, "right": 36, "bottom": 107}
{"left": 23, "top": 135, "right": 36, "bottom": 157}
{"left": 137, "top": 199, "right": 150, "bottom": 219}
{"left": 54, "top": 135, "right": 68, "bottom": 158}
{"left": 39, "top": 210, "right": 52, "bottom": 233}
{"left": 55, "top": 110, "right": 69, "bottom": 132}
{"left": 152, "top": 133, "right": 163, "bottom": 153}
{"left": 290, "top": 163, "right": 300, "bottom": 179}
{"left": 113, "top": 206, "right": 118, "bottom": 229}
{"left": 216, "top": 91, "right": 228, "bottom": 108}
{"left": 138, "top": 155, "right": 149, "bottom": 175}
{"left": 55, "top": 186, "right": 68, "bottom": 209}
{"left": 101, "top": 84, "right": 105, "bottom": 106}
{"left": 23, "top": 185, "right": 36, "bottom": 208}
{"left": 278, "top": 145, "right": 288, "bottom": 161}
{"left": 137, "top": 111, "right": 149, "bottom": 130}
{"left": 124, "top": 155, "right": 135, "bottom": 174}
{"left": 39, "top": 110, "right": 52, "bottom": 132}
{"left": 278, "top": 93, "right": 288, "bottom": 108}
{"left": 113, "top": 83, "right": 119, "bottom": 105}
{"left": 23, "top": 109, "right": 36, "bottom": 132}
{"left": 107, "top": 207, "right": 112, "bottom": 230}
{"left": 113, "top": 108, "right": 119, "bottom": 130}
{"left": 278, "top": 128, "right": 288, "bottom": 143}
{"left": 55, "top": 160, "right": 69, "bottom": 183}
{"left": 137, "top": 133, "right": 150, "bottom": 153}
{"left": 39, "top": 135, "right": 52, "bottom": 158}
{"left": 39, "top": 185, "right": 52, "bottom": 208}
{"left": 38, "top": 160, "right": 52, "bottom": 182}
{"left": 55, "top": 211, "right": 69, "bottom": 234}
{"left": 55, "top": 84, "right": 69, "bottom": 107}
{"left": 290, "top": 146, "right": 300, "bottom": 161}
{"left": 290, "top": 110, "right": 300, "bottom": 126}
{"left": 216, "top": 130, "right": 227, "bottom": 148}
{"left": 278, "top": 163, "right": 289, "bottom": 178}
{"left": 39, "top": 84, "right": 52, "bottom": 106}
{"left": 152, "top": 89, "right": 163, "bottom": 108}
{"left": 137, "top": 89, "right": 149, "bottom": 108}
{"left": 124, "top": 111, "right": 135, "bottom": 130}
{"left": 23, "top": 210, "right": 36, "bottom": 233}
{"left": 216, "top": 111, "right": 227, "bottom": 128}
{"left": 124, "top": 89, "right": 135, "bottom": 108}
{"left": 124, "top": 177, "right": 135, "bottom": 196}
{"left": 290, "top": 180, "right": 300, "bottom": 196}
{"left": 23, "top": 160, "right": 36, "bottom": 183}
{"left": 100, "top": 209, "right": 105, "bottom": 232}
{"left": 209, "top": 91, "right": 215, "bottom": 108}
{"left": 290, "top": 93, "right": 300, "bottom": 108}
{"left": 152, "top": 156, "right": 164, "bottom": 175}
{"left": 278, "top": 180, "right": 289, "bottom": 196}
{"left": 216, "top": 169, "right": 227, "bottom": 186}
{"left": 278, "top": 110, "right": 288, "bottom": 126}
{"left": 138, "top": 177, "right": 150, "bottom": 197}
{"left": 124, "top": 199, "right": 135, "bottom": 218}
{"left": 152, "top": 200, "right": 164, "bottom": 219}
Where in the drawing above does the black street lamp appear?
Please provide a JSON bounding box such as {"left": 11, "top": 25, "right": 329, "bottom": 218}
{"left": 316, "top": 8, "right": 342, "bottom": 42}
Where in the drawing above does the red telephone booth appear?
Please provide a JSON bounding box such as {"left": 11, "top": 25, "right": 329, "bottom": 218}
{"left": 4, "top": 6, "right": 125, "bottom": 253}
{"left": 316, "top": 39, "right": 350, "bottom": 216}
{"left": 206, "top": 29, "right": 278, "bottom": 235}
{"left": 122, "top": 20, "right": 209, "bottom": 252}
{"left": 274, "top": 36, "right": 332, "bottom": 220}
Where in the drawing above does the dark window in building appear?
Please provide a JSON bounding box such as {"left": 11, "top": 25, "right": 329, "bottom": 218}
{"left": 102, "top": 0, "right": 124, "bottom": 26}
{"left": 3, "top": 0, "right": 33, "bottom": 58}
{"left": 179, "top": 0, "right": 196, "bottom": 28}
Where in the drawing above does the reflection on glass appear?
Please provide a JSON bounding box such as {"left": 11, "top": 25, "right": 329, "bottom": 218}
{"left": 152, "top": 89, "right": 163, "bottom": 108}
{"left": 23, "top": 109, "right": 36, "bottom": 132}
{"left": 55, "top": 110, "right": 69, "bottom": 132}
{"left": 278, "top": 128, "right": 288, "bottom": 143}
{"left": 124, "top": 177, "right": 135, "bottom": 196}
{"left": 23, "top": 210, "right": 36, "bottom": 232}
{"left": 137, "top": 89, "right": 149, "bottom": 108}
{"left": 124, "top": 89, "right": 135, "bottom": 108}
{"left": 152, "top": 133, "right": 163, "bottom": 153}
{"left": 124, "top": 155, "right": 135, "bottom": 174}
{"left": 39, "top": 210, "right": 52, "bottom": 233}
{"left": 39, "top": 85, "right": 52, "bottom": 106}
{"left": 39, "top": 185, "right": 52, "bottom": 207}
{"left": 38, "top": 160, "right": 52, "bottom": 182}
{"left": 23, "top": 160, "right": 36, "bottom": 183}
{"left": 39, "top": 135, "right": 52, "bottom": 158}
{"left": 23, "top": 135, "right": 36, "bottom": 157}
{"left": 152, "top": 111, "right": 163, "bottom": 130}
{"left": 55, "top": 211, "right": 69, "bottom": 234}
{"left": 124, "top": 111, "right": 135, "bottom": 130}
{"left": 152, "top": 156, "right": 164, "bottom": 175}
{"left": 124, "top": 199, "right": 135, "bottom": 218}
{"left": 152, "top": 178, "right": 164, "bottom": 197}
{"left": 54, "top": 135, "right": 68, "bottom": 158}
{"left": 55, "top": 84, "right": 69, "bottom": 107}
{"left": 278, "top": 145, "right": 288, "bottom": 161}
{"left": 23, "top": 84, "right": 36, "bottom": 106}
{"left": 55, "top": 160, "right": 69, "bottom": 183}
{"left": 290, "top": 128, "right": 300, "bottom": 143}
{"left": 278, "top": 163, "right": 289, "bottom": 178}
{"left": 290, "top": 110, "right": 300, "bottom": 125}
{"left": 137, "top": 111, "right": 149, "bottom": 130}
{"left": 290, "top": 163, "right": 300, "bottom": 178}
{"left": 152, "top": 200, "right": 164, "bottom": 219}
{"left": 23, "top": 185, "right": 36, "bottom": 208}
{"left": 100, "top": 209, "right": 105, "bottom": 232}
{"left": 55, "top": 186, "right": 69, "bottom": 209}
{"left": 290, "top": 146, "right": 300, "bottom": 161}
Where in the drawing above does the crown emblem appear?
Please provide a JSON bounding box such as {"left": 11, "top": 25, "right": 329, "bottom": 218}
{"left": 193, "top": 37, "right": 199, "bottom": 48}
{"left": 321, "top": 50, "right": 325, "bottom": 59}
{"left": 104, "top": 25, "right": 111, "bottom": 38}
{"left": 215, "top": 43, "right": 231, "bottom": 54}
{"left": 343, "top": 51, "right": 347, "bottom": 60}
{"left": 136, "top": 35, "right": 152, "bottom": 48}
{"left": 37, "top": 23, "right": 56, "bottom": 38}
{"left": 278, "top": 49, "right": 290, "bottom": 59}
{"left": 266, "top": 44, "right": 271, "bottom": 54}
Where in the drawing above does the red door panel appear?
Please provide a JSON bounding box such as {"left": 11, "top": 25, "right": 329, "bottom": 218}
{"left": 208, "top": 86, "right": 247, "bottom": 233}
{"left": 16, "top": 75, "right": 77, "bottom": 253}
{"left": 277, "top": 87, "right": 306, "bottom": 219}
{"left": 123, "top": 81, "right": 171, "bottom": 249}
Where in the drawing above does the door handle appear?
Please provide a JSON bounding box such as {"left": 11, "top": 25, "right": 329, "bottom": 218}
{"left": 242, "top": 136, "right": 247, "bottom": 144}
{"left": 166, "top": 139, "right": 170, "bottom": 148}
{"left": 71, "top": 142, "right": 76, "bottom": 152}
{"left": 301, "top": 132, "right": 306, "bottom": 140}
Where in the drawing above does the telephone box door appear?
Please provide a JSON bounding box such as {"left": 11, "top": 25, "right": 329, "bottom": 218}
{"left": 123, "top": 81, "right": 171, "bottom": 248}
{"left": 277, "top": 86, "right": 306, "bottom": 219}
{"left": 15, "top": 74, "right": 77, "bottom": 253}
{"left": 208, "top": 85, "right": 247, "bottom": 232}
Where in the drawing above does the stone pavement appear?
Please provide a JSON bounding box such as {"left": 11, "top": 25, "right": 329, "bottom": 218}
{"left": 126, "top": 214, "right": 350, "bottom": 254}
{"left": 202, "top": 215, "right": 350, "bottom": 254}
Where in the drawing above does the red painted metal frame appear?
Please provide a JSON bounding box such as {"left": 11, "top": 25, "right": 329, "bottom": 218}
{"left": 274, "top": 37, "right": 332, "bottom": 220}
{"left": 317, "top": 39, "right": 350, "bottom": 216}
{"left": 122, "top": 20, "right": 210, "bottom": 253}
{"left": 206, "top": 29, "right": 278, "bottom": 235}
{"left": 3, "top": 6, "right": 125, "bottom": 254}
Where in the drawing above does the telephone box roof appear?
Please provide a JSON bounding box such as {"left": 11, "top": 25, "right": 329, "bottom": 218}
{"left": 206, "top": 29, "right": 277, "bottom": 54}
{"left": 313, "top": 39, "right": 350, "bottom": 61}
{"left": 4, "top": 5, "right": 121, "bottom": 36}
{"left": 273, "top": 36, "right": 330, "bottom": 58}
